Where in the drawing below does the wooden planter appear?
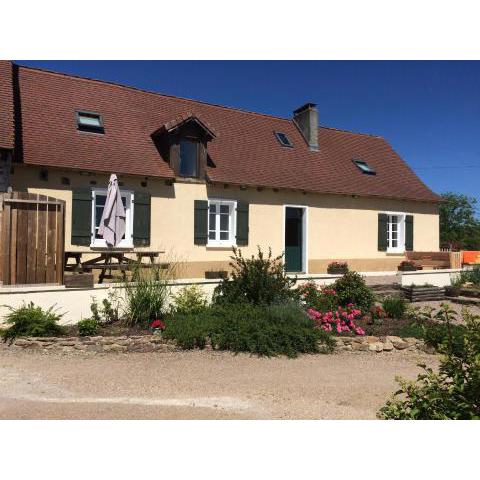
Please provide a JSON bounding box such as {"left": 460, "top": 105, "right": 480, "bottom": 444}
{"left": 327, "top": 267, "right": 348, "bottom": 275}
{"left": 401, "top": 285, "right": 445, "bottom": 302}
{"left": 445, "top": 286, "right": 461, "bottom": 297}
{"left": 397, "top": 264, "right": 417, "bottom": 272}
{"left": 64, "top": 273, "right": 94, "bottom": 288}
{"left": 459, "top": 287, "right": 480, "bottom": 299}
{"left": 205, "top": 270, "right": 228, "bottom": 280}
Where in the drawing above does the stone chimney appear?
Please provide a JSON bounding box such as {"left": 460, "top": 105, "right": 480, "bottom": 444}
{"left": 293, "top": 103, "right": 318, "bottom": 151}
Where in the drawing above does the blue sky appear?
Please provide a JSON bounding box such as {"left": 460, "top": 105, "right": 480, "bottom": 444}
{"left": 17, "top": 60, "right": 480, "bottom": 214}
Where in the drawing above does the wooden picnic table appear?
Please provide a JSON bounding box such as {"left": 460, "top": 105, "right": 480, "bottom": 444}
{"left": 64, "top": 250, "right": 164, "bottom": 283}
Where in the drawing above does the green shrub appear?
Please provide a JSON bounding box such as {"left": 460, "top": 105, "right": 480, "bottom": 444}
{"left": 164, "top": 303, "right": 334, "bottom": 358}
{"left": 402, "top": 305, "right": 467, "bottom": 355}
{"left": 378, "top": 305, "right": 480, "bottom": 419}
{"left": 77, "top": 318, "right": 99, "bottom": 336}
{"left": 213, "top": 247, "right": 297, "bottom": 306}
{"left": 90, "top": 289, "right": 122, "bottom": 324}
{"left": 171, "top": 284, "right": 207, "bottom": 314}
{"left": 459, "top": 266, "right": 480, "bottom": 286}
{"left": 333, "top": 271, "right": 375, "bottom": 313}
{"left": 382, "top": 296, "right": 407, "bottom": 319}
{"left": 123, "top": 264, "right": 174, "bottom": 327}
{"left": 397, "top": 322, "right": 425, "bottom": 339}
{"left": 1, "top": 302, "right": 66, "bottom": 344}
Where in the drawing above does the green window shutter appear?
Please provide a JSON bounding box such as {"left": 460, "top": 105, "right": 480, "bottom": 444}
{"left": 194, "top": 200, "right": 208, "bottom": 245}
{"left": 236, "top": 201, "right": 249, "bottom": 246}
{"left": 378, "top": 213, "right": 388, "bottom": 251}
{"left": 71, "top": 188, "right": 92, "bottom": 246}
{"left": 133, "top": 192, "right": 151, "bottom": 246}
{"left": 405, "top": 215, "right": 414, "bottom": 251}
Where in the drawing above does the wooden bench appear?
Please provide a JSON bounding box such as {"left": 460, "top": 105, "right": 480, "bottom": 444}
{"left": 405, "top": 251, "right": 451, "bottom": 270}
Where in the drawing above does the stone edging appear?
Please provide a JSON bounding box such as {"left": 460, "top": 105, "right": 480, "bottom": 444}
{"left": 334, "top": 335, "right": 434, "bottom": 354}
{"left": 4, "top": 335, "right": 179, "bottom": 354}
{"left": 1, "top": 333, "right": 436, "bottom": 355}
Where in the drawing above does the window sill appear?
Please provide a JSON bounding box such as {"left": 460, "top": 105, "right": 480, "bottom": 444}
{"left": 175, "top": 177, "right": 205, "bottom": 184}
{"left": 90, "top": 244, "right": 134, "bottom": 250}
{"left": 206, "top": 244, "right": 236, "bottom": 250}
{"left": 386, "top": 251, "right": 405, "bottom": 256}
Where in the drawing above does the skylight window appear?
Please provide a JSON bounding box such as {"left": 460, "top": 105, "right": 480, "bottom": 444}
{"left": 353, "top": 159, "right": 376, "bottom": 175}
{"left": 275, "top": 132, "right": 293, "bottom": 147}
{"left": 76, "top": 110, "right": 104, "bottom": 133}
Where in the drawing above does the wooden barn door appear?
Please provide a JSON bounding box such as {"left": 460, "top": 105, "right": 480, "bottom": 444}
{"left": 0, "top": 192, "right": 65, "bottom": 285}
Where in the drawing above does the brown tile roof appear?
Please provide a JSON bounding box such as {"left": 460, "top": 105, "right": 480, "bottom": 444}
{"left": 157, "top": 111, "right": 217, "bottom": 139}
{"left": 11, "top": 63, "right": 439, "bottom": 202}
{"left": 0, "top": 61, "right": 14, "bottom": 150}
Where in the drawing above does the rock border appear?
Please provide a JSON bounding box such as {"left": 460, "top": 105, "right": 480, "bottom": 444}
{"left": 4, "top": 335, "right": 179, "bottom": 354}
{"left": 335, "top": 335, "right": 435, "bottom": 354}
{"left": 1, "top": 334, "right": 436, "bottom": 355}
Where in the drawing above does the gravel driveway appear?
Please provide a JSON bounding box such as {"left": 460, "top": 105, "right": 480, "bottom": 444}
{"left": 0, "top": 349, "right": 437, "bottom": 419}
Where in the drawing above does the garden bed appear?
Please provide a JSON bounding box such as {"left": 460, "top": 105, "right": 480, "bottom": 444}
{"left": 64, "top": 322, "right": 150, "bottom": 337}
{"left": 350, "top": 316, "right": 416, "bottom": 337}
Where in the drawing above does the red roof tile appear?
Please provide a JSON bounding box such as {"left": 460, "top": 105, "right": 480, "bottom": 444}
{"left": 158, "top": 111, "right": 217, "bottom": 139}
{"left": 10, "top": 64, "right": 439, "bottom": 202}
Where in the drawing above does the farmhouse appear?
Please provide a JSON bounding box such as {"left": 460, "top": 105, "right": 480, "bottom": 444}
{"left": 0, "top": 61, "right": 440, "bottom": 282}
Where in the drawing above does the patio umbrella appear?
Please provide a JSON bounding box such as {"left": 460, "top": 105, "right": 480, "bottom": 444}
{"left": 98, "top": 173, "right": 126, "bottom": 247}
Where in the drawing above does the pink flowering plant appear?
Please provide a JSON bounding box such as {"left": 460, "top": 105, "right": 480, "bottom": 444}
{"left": 306, "top": 304, "right": 365, "bottom": 336}
{"left": 297, "top": 282, "right": 339, "bottom": 313}
{"left": 298, "top": 282, "right": 365, "bottom": 336}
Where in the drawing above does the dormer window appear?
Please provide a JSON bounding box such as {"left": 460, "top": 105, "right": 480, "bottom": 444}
{"left": 152, "top": 112, "right": 216, "bottom": 181}
{"left": 179, "top": 139, "right": 199, "bottom": 177}
{"left": 76, "top": 110, "right": 104, "bottom": 133}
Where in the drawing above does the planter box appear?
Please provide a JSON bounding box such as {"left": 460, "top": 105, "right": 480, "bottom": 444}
{"left": 205, "top": 270, "right": 228, "bottom": 280}
{"left": 401, "top": 285, "right": 445, "bottom": 302}
{"left": 445, "top": 286, "right": 461, "bottom": 297}
{"left": 398, "top": 265, "right": 417, "bottom": 272}
{"left": 64, "top": 273, "right": 94, "bottom": 288}
{"left": 327, "top": 267, "right": 348, "bottom": 275}
{"left": 459, "top": 287, "right": 480, "bottom": 298}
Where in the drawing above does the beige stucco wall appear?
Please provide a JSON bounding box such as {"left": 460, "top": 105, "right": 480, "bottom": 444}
{"left": 10, "top": 165, "right": 440, "bottom": 277}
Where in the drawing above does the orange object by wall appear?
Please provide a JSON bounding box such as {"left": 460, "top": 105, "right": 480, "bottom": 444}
{"left": 463, "top": 251, "right": 480, "bottom": 264}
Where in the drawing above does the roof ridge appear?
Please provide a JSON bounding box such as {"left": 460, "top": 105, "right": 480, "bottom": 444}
{"left": 318, "top": 124, "right": 382, "bottom": 139}
{"left": 15, "top": 62, "right": 294, "bottom": 124}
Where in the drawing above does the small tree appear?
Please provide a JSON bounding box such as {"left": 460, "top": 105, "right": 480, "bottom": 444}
{"left": 378, "top": 304, "right": 480, "bottom": 420}
{"left": 213, "top": 247, "right": 297, "bottom": 306}
{"left": 440, "top": 192, "right": 480, "bottom": 250}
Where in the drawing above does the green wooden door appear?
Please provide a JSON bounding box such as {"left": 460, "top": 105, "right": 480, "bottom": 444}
{"left": 285, "top": 207, "right": 304, "bottom": 272}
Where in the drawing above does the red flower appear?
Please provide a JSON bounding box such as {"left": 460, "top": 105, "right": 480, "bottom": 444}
{"left": 151, "top": 319, "right": 166, "bottom": 330}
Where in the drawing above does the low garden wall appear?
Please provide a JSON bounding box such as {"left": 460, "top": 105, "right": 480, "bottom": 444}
{"left": 397, "top": 268, "right": 462, "bottom": 287}
{"left": 3, "top": 335, "right": 180, "bottom": 354}
{"left": 334, "top": 335, "right": 432, "bottom": 353}
{"left": 2, "top": 333, "right": 433, "bottom": 355}
{"left": 0, "top": 274, "right": 340, "bottom": 325}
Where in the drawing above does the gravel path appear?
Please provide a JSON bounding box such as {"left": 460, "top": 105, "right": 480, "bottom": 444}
{"left": 0, "top": 349, "right": 437, "bottom": 419}
{"left": 412, "top": 300, "right": 480, "bottom": 319}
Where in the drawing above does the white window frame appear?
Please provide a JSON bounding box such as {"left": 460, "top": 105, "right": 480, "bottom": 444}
{"left": 383, "top": 211, "right": 406, "bottom": 254}
{"left": 91, "top": 188, "right": 134, "bottom": 248}
{"left": 207, "top": 199, "right": 237, "bottom": 247}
